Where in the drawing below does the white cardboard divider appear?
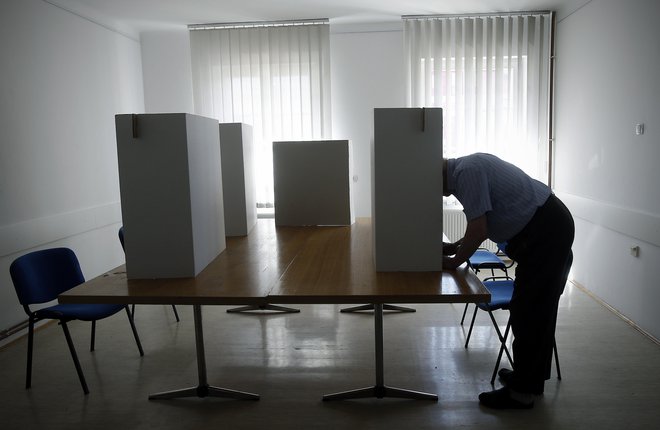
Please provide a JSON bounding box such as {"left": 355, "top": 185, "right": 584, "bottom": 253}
{"left": 372, "top": 108, "right": 444, "bottom": 271}
{"left": 116, "top": 113, "right": 226, "bottom": 279}
{"left": 273, "top": 140, "right": 354, "bottom": 226}
{"left": 219, "top": 123, "right": 257, "bottom": 237}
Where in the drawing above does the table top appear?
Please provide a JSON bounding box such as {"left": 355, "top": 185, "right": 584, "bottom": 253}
{"left": 59, "top": 218, "right": 489, "bottom": 306}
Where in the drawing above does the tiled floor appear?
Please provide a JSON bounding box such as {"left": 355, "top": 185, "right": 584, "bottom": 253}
{"left": 1, "top": 281, "right": 659, "bottom": 430}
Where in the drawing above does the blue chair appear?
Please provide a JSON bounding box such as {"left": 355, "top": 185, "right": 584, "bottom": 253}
{"left": 119, "top": 227, "right": 180, "bottom": 322}
{"left": 10, "top": 247, "right": 144, "bottom": 394}
{"left": 460, "top": 246, "right": 512, "bottom": 325}
{"left": 464, "top": 276, "right": 561, "bottom": 385}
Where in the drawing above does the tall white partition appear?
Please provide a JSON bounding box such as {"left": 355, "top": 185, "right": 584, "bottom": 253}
{"left": 116, "top": 113, "right": 226, "bottom": 279}
{"left": 273, "top": 140, "right": 354, "bottom": 226}
{"left": 219, "top": 123, "right": 257, "bottom": 236}
{"left": 372, "top": 108, "right": 443, "bottom": 271}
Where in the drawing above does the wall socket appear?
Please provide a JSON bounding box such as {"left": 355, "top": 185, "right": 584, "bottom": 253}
{"left": 630, "top": 245, "right": 640, "bottom": 257}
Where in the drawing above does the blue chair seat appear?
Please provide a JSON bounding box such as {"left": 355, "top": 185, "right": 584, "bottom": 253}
{"left": 35, "top": 303, "right": 125, "bottom": 321}
{"left": 469, "top": 249, "right": 506, "bottom": 270}
{"left": 478, "top": 280, "right": 514, "bottom": 311}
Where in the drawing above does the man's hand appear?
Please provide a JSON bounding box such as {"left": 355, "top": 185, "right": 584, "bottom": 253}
{"left": 442, "top": 255, "right": 461, "bottom": 270}
{"left": 443, "top": 241, "right": 459, "bottom": 255}
{"left": 443, "top": 214, "right": 488, "bottom": 268}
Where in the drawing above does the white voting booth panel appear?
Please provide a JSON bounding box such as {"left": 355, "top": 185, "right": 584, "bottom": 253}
{"left": 116, "top": 113, "right": 226, "bottom": 279}
{"left": 372, "top": 108, "right": 444, "bottom": 271}
{"left": 219, "top": 123, "right": 257, "bottom": 237}
{"left": 273, "top": 140, "right": 354, "bottom": 226}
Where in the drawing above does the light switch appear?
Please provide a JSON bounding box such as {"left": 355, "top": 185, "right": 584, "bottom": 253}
{"left": 635, "top": 123, "right": 645, "bottom": 135}
{"left": 630, "top": 245, "right": 640, "bottom": 257}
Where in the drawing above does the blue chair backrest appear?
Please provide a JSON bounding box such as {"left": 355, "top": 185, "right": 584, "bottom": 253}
{"left": 10, "top": 248, "right": 85, "bottom": 305}
{"left": 118, "top": 226, "right": 125, "bottom": 251}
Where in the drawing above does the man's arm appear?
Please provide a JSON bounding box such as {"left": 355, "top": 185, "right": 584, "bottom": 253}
{"left": 442, "top": 214, "right": 488, "bottom": 270}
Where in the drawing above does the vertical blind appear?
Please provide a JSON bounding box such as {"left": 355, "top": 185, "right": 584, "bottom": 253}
{"left": 190, "top": 22, "right": 332, "bottom": 206}
{"left": 404, "top": 14, "right": 551, "bottom": 182}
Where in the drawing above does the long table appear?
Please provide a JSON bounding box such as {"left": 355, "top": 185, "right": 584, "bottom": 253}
{"left": 59, "top": 218, "right": 489, "bottom": 401}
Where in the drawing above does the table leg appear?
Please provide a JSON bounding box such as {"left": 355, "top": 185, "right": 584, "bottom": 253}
{"left": 340, "top": 303, "right": 416, "bottom": 313}
{"left": 227, "top": 304, "right": 300, "bottom": 313}
{"left": 149, "top": 305, "right": 260, "bottom": 400}
{"left": 322, "top": 303, "right": 437, "bottom": 401}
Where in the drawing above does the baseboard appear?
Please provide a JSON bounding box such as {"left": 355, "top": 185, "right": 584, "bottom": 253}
{"left": 570, "top": 280, "right": 660, "bottom": 347}
{"left": 0, "top": 320, "right": 56, "bottom": 351}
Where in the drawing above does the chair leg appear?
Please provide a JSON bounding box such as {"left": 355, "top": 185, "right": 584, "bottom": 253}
{"left": 26, "top": 319, "right": 35, "bottom": 389}
{"left": 460, "top": 303, "right": 470, "bottom": 325}
{"left": 90, "top": 320, "right": 96, "bottom": 352}
{"left": 490, "top": 317, "right": 513, "bottom": 385}
{"left": 125, "top": 306, "right": 144, "bottom": 356}
{"left": 464, "top": 306, "right": 479, "bottom": 348}
{"left": 171, "top": 305, "right": 180, "bottom": 322}
{"left": 553, "top": 338, "right": 562, "bottom": 380}
{"left": 61, "top": 321, "right": 89, "bottom": 394}
{"left": 487, "top": 312, "right": 514, "bottom": 365}
{"left": 131, "top": 304, "right": 136, "bottom": 318}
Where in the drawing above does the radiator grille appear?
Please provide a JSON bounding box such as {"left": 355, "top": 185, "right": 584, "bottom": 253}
{"left": 443, "top": 208, "right": 497, "bottom": 252}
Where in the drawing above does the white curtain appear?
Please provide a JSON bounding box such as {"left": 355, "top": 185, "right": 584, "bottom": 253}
{"left": 190, "top": 23, "right": 332, "bottom": 206}
{"left": 404, "top": 14, "right": 551, "bottom": 182}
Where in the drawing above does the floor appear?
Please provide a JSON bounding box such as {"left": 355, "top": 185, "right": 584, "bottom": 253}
{"left": 2, "top": 281, "right": 660, "bottom": 430}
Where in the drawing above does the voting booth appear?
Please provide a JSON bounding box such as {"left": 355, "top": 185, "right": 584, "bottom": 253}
{"left": 372, "top": 108, "right": 444, "bottom": 271}
{"left": 219, "top": 123, "right": 257, "bottom": 237}
{"left": 273, "top": 140, "right": 354, "bottom": 226}
{"left": 116, "top": 113, "right": 226, "bottom": 279}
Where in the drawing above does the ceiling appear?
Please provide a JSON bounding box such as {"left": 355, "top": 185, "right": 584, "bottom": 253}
{"left": 47, "top": 0, "right": 584, "bottom": 37}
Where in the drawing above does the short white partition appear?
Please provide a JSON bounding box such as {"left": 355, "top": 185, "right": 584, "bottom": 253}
{"left": 372, "top": 108, "right": 444, "bottom": 271}
{"left": 219, "top": 123, "right": 256, "bottom": 237}
{"left": 273, "top": 140, "right": 354, "bottom": 226}
{"left": 116, "top": 113, "right": 226, "bottom": 279}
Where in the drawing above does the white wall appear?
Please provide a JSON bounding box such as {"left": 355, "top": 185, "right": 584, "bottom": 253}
{"left": 0, "top": 0, "right": 144, "bottom": 332}
{"left": 141, "top": 30, "right": 194, "bottom": 113}
{"left": 330, "top": 25, "right": 406, "bottom": 217}
{"left": 554, "top": 0, "right": 660, "bottom": 339}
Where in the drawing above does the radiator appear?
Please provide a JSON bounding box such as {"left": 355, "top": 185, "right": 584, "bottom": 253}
{"left": 443, "top": 208, "right": 498, "bottom": 252}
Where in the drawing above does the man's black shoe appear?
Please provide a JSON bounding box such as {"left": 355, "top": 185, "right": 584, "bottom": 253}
{"left": 478, "top": 387, "right": 534, "bottom": 410}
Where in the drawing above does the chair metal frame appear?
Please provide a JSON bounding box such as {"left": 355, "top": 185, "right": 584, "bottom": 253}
{"left": 11, "top": 247, "right": 144, "bottom": 394}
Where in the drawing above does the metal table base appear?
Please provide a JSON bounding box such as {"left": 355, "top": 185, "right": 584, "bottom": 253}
{"left": 149, "top": 305, "right": 260, "bottom": 401}
{"left": 323, "top": 303, "right": 438, "bottom": 401}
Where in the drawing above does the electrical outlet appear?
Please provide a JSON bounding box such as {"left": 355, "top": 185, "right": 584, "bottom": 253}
{"left": 630, "top": 246, "right": 640, "bottom": 257}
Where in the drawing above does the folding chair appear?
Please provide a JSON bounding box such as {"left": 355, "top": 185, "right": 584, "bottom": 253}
{"left": 464, "top": 276, "right": 561, "bottom": 385}
{"left": 460, "top": 246, "right": 512, "bottom": 325}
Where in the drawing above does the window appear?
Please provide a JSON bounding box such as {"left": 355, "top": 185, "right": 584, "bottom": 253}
{"left": 190, "top": 21, "right": 332, "bottom": 208}
{"left": 404, "top": 14, "right": 552, "bottom": 183}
